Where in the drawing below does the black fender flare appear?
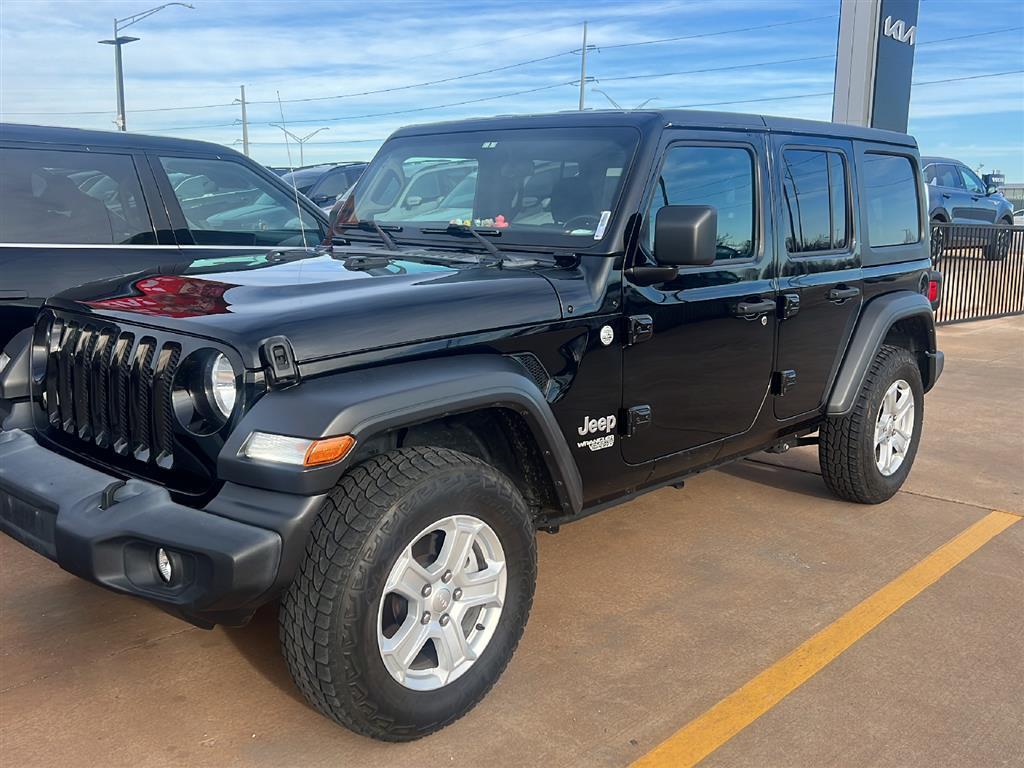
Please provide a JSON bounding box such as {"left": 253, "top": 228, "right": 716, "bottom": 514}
{"left": 218, "top": 354, "right": 583, "bottom": 513}
{"left": 827, "top": 291, "right": 942, "bottom": 416}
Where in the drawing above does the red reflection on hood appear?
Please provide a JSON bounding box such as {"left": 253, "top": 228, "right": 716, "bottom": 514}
{"left": 84, "top": 275, "right": 236, "bottom": 318}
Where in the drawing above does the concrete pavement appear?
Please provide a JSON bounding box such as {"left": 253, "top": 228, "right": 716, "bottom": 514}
{"left": 1, "top": 316, "right": 1021, "bottom": 767}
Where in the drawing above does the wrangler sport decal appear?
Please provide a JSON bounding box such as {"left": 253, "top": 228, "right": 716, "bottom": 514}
{"left": 575, "top": 414, "right": 617, "bottom": 452}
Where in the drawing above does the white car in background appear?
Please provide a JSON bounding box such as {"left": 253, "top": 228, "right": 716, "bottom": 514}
{"left": 1014, "top": 209, "right": 1024, "bottom": 226}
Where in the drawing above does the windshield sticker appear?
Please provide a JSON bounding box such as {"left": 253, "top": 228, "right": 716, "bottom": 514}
{"left": 594, "top": 210, "right": 611, "bottom": 240}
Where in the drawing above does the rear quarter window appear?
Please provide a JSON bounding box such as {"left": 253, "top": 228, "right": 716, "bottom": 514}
{"left": 862, "top": 153, "right": 920, "bottom": 247}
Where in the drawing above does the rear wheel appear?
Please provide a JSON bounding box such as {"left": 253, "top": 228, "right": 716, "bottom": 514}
{"left": 279, "top": 447, "right": 536, "bottom": 741}
{"left": 819, "top": 345, "right": 924, "bottom": 504}
{"left": 984, "top": 219, "right": 1012, "bottom": 261}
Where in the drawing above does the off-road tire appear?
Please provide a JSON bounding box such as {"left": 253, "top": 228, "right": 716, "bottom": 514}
{"left": 279, "top": 447, "right": 536, "bottom": 741}
{"left": 819, "top": 345, "right": 924, "bottom": 504}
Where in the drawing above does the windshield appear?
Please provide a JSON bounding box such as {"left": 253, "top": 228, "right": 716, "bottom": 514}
{"left": 339, "top": 127, "right": 638, "bottom": 246}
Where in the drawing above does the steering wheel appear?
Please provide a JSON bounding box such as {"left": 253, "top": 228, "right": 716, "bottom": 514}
{"left": 716, "top": 243, "right": 743, "bottom": 258}
{"left": 561, "top": 214, "right": 601, "bottom": 232}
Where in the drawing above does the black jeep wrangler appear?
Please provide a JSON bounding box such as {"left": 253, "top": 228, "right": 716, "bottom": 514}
{"left": 0, "top": 110, "right": 942, "bottom": 741}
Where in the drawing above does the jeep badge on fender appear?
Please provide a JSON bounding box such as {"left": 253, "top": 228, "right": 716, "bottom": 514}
{"left": 0, "top": 109, "right": 942, "bottom": 742}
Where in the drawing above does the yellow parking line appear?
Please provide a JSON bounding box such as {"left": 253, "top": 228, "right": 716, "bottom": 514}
{"left": 632, "top": 510, "right": 1021, "bottom": 768}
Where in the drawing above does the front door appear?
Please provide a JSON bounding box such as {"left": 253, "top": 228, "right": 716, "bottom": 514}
{"left": 957, "top": 164, "right": 999, "bottom": 223}
{"left": 621, "top": 132, "right": 775, "bottom": 465}
{"left": 773, "top": 137, "right": 861, "bottom": 419}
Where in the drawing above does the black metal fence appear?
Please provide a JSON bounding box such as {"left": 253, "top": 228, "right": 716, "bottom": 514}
{"left": 930, "top": 222, "right": 1024, "bottom": 325}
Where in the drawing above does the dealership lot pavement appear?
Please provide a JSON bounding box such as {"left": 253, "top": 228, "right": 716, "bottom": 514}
{"left": 1, "top": 316, "right": 1021, "bottom": 768}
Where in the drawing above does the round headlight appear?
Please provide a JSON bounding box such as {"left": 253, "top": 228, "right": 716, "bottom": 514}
{"left": 207, "top": 353, "right": 236, "bottom": 418}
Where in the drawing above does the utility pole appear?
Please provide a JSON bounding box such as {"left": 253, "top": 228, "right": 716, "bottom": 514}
{"left": 99, "top": 3, "right": 194, "bottom": 132}
{"left": 578, "top": 20, "right": 588, "bottom": 111}
{"left": 238, "top": 85, "right": 250, "bottom": 157}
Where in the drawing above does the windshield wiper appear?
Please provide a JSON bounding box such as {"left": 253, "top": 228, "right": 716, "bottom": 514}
{"left": 335, "top": 220, "right": 401, "bottom": 251}
{"left": 420, "top": 224, "right": 503, "bottom": 261}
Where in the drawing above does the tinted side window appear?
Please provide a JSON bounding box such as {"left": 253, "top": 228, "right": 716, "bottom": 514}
{"left": 310, "top": 169, "right": 349, "bottom": 199}
{"left": 648, "top": 145, "right": 755, "bottom": 261}
{"left": 781, "top": 149, "right": 848, "bottom": 253}
{"left": 863, "top": 154, "right": 920, "bottom": 247}
{"left": 159, "top": 156, "right": 321, "bottom": 246}
{"left": 0, "top": 147, "right": 153, "bottom": 245}
{"left": 925, "top": 163, "right": 962, "bottom": 189}
{"left": 958, "top": 165, "right": 985, "bottom": 194}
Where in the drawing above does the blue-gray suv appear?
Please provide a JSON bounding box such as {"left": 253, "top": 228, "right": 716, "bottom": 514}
{"left": 922, "top": 156, "right": 1014, "bottom": 225}
{"left": 922, "top": 156, "right": 1014, "bottom": 260}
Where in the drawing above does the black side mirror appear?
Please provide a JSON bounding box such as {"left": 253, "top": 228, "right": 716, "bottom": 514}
{"left": 986, "top": 185, "right": 999, "bottom": 196}
{"left": 654, "top": 205, "right": 717, "bottom": 267}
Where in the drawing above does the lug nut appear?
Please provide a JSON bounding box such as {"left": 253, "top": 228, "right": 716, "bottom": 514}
{"left": 421, "top": 611, "right": 431, "bottom": 625}
{"left": 421, "top": 584, "right": 432, "bottom": 597}
{"left": 439, "top": 614, "right": 450, "bottom": 627}
{"left": 453, "top": 587, "right": 463, "bottom": 600}
{"left": 441, "top": 570, "right": 453, "bottom": 583}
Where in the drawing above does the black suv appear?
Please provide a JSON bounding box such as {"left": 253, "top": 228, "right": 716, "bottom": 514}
{"left": 0, "top": 124, "right": 330, "bottom": 350}
{"left": 0, "top": 110, "right": 943, "bottom": 741}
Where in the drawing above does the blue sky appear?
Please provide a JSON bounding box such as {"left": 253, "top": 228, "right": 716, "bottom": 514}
{"left": 1, "top": 0, "right": 1022, "bottom": 176}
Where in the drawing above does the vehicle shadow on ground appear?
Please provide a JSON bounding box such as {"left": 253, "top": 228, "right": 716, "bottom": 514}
{"left": 220, "top": 600, "right": 310, "bottom": 707}
{"left": 719, "top": 457, "right": 835, "bottom": 502}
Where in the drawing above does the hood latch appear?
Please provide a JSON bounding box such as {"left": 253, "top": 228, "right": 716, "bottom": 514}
{"left": 260, "top": 335, "right": 300, "bottom": 389}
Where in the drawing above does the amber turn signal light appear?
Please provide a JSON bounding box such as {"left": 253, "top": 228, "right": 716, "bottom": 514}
{"left": 304, "top": 435, "right": 356, "bottom": 466}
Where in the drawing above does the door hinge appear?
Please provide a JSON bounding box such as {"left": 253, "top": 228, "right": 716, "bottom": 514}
{"left": 623, "top": 404, "right": 652, "bottom": 437}
{"left": 260, "top": 335, "right": 300, "bottom": 388}
{"left": 626, "top": 315, "right": 654, "bottom": 346}
{"left": 781, "top": 293, "right": 800, "bottom": 320}
{"left": 772, "top": 370, "right": 797, "bottom": 396}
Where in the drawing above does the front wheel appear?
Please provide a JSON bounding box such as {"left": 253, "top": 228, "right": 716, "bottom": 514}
{"left": 819, "top": 345, "right": 924, "bottom": 504}
{"left": 279, "top": 447, "right": 536, "bottom": 741}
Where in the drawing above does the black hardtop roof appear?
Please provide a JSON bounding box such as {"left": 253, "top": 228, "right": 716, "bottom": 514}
{"left": 391, "top": 109, "right": 917, "bottom": 148}
{"left": 0, "top": 122, "right": 246, "bottom": 156}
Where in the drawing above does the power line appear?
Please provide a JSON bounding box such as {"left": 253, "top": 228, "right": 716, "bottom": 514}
{"left": 661, "top": 69, "right": 1024, "bottom": 110}
{"left": 592, "top": 26, "right": 1024, "bottom": 85}
{"left": 244, "top": 51, "right": 577, "bottom": 105}
{"left": 594, "top": 14, "right": 838, "bottom": 51}
{"left": 595, "top": 54, "right": 836, "bottom": 83}
{"left": 2, "top": 48, "right": 578, "bottom": 117}
{"left": 148, "top": 80, "right": 576, "bottom": 132}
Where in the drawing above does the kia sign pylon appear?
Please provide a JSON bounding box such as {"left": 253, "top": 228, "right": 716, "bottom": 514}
{"left": 833, "top": 0, "right": 920, "bottom": 133}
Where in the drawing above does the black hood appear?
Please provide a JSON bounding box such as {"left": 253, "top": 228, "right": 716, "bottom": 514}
{"left": 49, "top": 249, "right": 563, "bottom": 367}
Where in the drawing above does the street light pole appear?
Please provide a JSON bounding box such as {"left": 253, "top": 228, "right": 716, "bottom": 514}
{"left": 99, "top": 3, "right": 194, "bottom": 131}
{"left": 268, "top": 125, "right": 330, "bottom": 168}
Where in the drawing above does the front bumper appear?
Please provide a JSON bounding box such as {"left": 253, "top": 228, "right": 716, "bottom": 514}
{"left": 0, "top": 429, "right": 324, "bottom": 627}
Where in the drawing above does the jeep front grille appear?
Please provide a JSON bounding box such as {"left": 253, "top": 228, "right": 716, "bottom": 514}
{"left": 44, "top": 320, "right": 180, "bottom": 469}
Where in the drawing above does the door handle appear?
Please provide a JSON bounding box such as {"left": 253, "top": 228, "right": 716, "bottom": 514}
{"left": 733, "top": 298, "right": 776, "bottom": 317}
{"left": 827, "top": 286, "right": 860, "bottom": 303}
{"left": 941, "top": 193, "right": 950, "bottom": 199}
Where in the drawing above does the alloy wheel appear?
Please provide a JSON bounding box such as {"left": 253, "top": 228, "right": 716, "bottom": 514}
{"left": 874, "top": 379, "right": 915, "bottom": 476}
{"left": 377, "top": 514, "right": 507, "bottom": 691}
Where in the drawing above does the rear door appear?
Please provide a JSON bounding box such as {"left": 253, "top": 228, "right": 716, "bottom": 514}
{"left": 924, "top": 162, "right": 966, "bottom": 222}
{"left": 621, "top": 130, "right": 775, "bottom": 465}
{"left": 0, "top": 142, "right": 175, "bottom": 348}
{"left": 772, "top": 136, "right": 861, "bottom": 419}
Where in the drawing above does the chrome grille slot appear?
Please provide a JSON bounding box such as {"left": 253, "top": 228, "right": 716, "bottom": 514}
{"left": 89, "top": 329, "right": 115, "bottom": 448}
{"left": 129, "top": 337, "right": 157, "bottom": 462}
{"left": 152, "top": 344, "right": 181, "bottom": 469}
{"left": 110, "top": 332, "right": 135, "bottom": 456}
{"left": 57, "top": 322, "right": 79, "bottom": 434}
